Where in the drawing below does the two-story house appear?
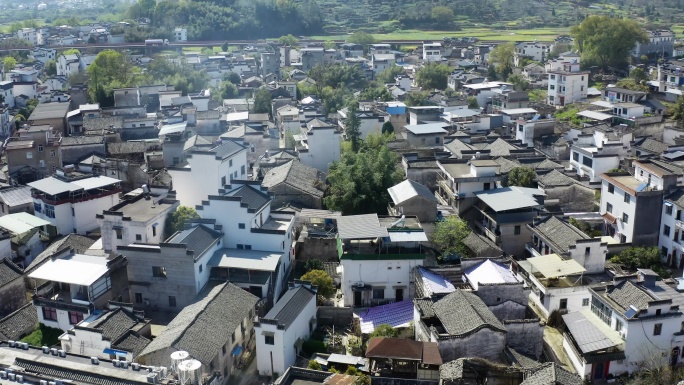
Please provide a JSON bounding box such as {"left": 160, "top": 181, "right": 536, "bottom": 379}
{"left": 167, "top": 139, "right": 248, "bottom": 208}
{"left": 295, "top": 118, "right": 341, "bottom": 173}
{"left": 658, "top": 189, "right": 684, "bottom": 269}
{"left": 27, "top": 251, "right": 130, "bottom": 331}
{"left": 255, "top": 281, "right": 317, "bottom": 377}
{"left": 338, "top": 214, "right": 426, "bottom": 307}
{"left": 422, "top": 42, "right": 443, "bottom": 62}
{"left": 404, "top": 123, "right": 447, "bottom": 149}
{"left": 562, "top": 270, "right": 684, "bottom": 381}
{"left": 4, "top": 124, "right": 62, "bottom": 182}
{"left": 97, "top": 192, "right": 180, "bottom": 255}
{"left": 57, "top": 54, "right": 81, "bottom": 77}
{"left": 28, "top": 171, "right": 121, "bottom": 236}
{"left": 472, "top": 186, "right": 545, "bottom": 256}
{"left": 436, "top": 159, "right": 502, "bottom": 214}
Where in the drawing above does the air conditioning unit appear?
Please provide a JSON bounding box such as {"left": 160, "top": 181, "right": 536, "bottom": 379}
{"left": 147, "top": 372, "right": 159, "bottom": 384}
{"left": 58, "top": 350, "right": 66, "bottom": 357}
{"left": 8, "top": 373, "right": 16, "bottom": 381}
{"left": 40, "top": 381, "right": 48, "bottom": 385}
{"left": 0, "top": 371, "right": 7, "bottom": 379}
{"left": 132, "top": 363, "right": 141, "bottom": 371}
{"left": 21, "top": 343, "right": 28, "bottom": 350}
{"left": 16, "top": 375, "right": 23, "bottom": 383}
{"left": 42, "top": 346, "right": 50, "bottom": 354}
{"left": 50, "top": 348, "right": 58, "bottom": 355}
{"left": 121, "top": 361, "right": 129, "bottom": 369}
{"left": 91, "top": 357, "right": 99, "bottom": 365}
{"left": 8, "top": 341, "right": 15, "bottom": 348}
{"left": 113, "top": 360, "right": 121, "bottom": 368}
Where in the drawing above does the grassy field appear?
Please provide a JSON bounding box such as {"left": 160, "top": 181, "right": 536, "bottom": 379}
{"left": 309, "top": 27, "right": 569, "bottom": 42}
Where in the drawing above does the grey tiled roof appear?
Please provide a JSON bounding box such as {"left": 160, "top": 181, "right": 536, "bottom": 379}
{"left": 262, "top": 160, "right": 325, "bottom": 199}
{"left": 606, "top": 280, "right": 654, "bottom": 311}
{"left": 634, "top": 137, "right": 668, "bottom": 154}
{"left": 483, "top": 138, "right": 518, "bottom": 157}
{"left": 0, "top": 186, "right": 33, "bottom": 207}
{"left": 520, "top": 362, "right": 582, "bottom": 385}
{"left": 62, "top": 135, "right": 106, "bottom": 146}
{"left": 493, "top": 157, "right": 520, "bottom": 173}
{"left": 462, "top": 232, "right": 502, "bottom": 255}
{"left": 139, "top": 282, "right": 259, "bottom": 365}
{"left": 261, "top": 285, "right": 316, "bottom": 329}
{"left": 0, "top": 303, "right": 37, "bottom": 340}
{"left": 538, "top": 170, "right": 577, "bottom": 187}
{"left": 196, "top": 110, "right": 220, "bottom": 120}
{"left": 26, "top": 234, "right": 96, "bottom": 273}
{"left": 167, "top": 224, "right": 222, "bottom": 260}
{"left": 14, "top": 358, "right": 146, "bottom": 385}
{"left": 206, "top": 140, "right": 246, "bottom": 160}
{"left": 431, "top": 290, "right": 506, "bottom": 337}
{"left": 226, "top": 185, "right": 271, "bottom": 211}
{"left": 0, "top": 258, "right": 22, "bottom": 287}
{"left": 666, "top": 188, "right": 684, "bottom": 208}
{"left": 112, "top": 331, "right": 151, "bottom": 358}
{"left": 530, "top": 216, "right": 588, "bottom": 253}
{"left": 535, "top": 159, "right": 564, "bottom": 170}
{"left": 107, "top": 142, "right": 146, "bottom": 156}
{"left": 87, "top": 308, "right": 142, "bottom": 342}
{"left": 414, "top": 298, "right": 436, "bottom": 318}
{"left": 83, "top": 116, "right": 124, "bottom": 132}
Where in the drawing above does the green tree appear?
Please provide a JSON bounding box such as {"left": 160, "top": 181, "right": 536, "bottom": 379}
{"left": 347, "top": 31, "right": 375, "bottom": 47}
{"left": 324, "top": 134, "right": 403, "bottom": 214}
{"left": 3, "top": 57, "right": 17, "bottom": 71}
{"left": 138, "top": 0, "right": 156, "bottom": 17}
{"left": 165, "top": 206, "right": 200, "bottom": 236}
{"left": 489, "top": 43, "right": 515, "bottom": 79}
{"left": 381, "top": 121, "right": 395, "bottom": 135}
{"left": 355, "top": 375, "right": 371, "bottom": 385}
{"left": 615, "top": 78, "right": 649, "bottom": 92}
{"left": 252, "top": 88, "right": 272, "bottom": 115}
{"left": 507, "top": 73, "right": 530, "bottom": 91}
{"left": 405, "top": 91, "right": 429, "bottom": 106}
{"left": 486, "top": 65, "right": 498, "bottom": 81}
{"left": 506, "top": 167, "right": 536, "bottom": 187}
{"left": 304, "top": 259, "right": 324, "bottom": 272}
{"left": 217, "top": 81, "right": 238, "bottom": 99}
{"left": 324, "top": 41, "right": 337, "bottom": 50}
{"left": 359, "top": 85, "right": 393, "bottom": 102}
{"left": 370, "top": 324, "right": 399, "bottom": 338}
{"left": 278, "top": 34, "right": 298, "bottom": 46}
{"left": 376, "top": 65, "right": 405, "bottom": 84}
{"left": 62, "top": 48, "right": 81, "bottom": 56}
{"left": 223, "top": 71, "right": 241, "bottom": 84}
{"left": 87, "top": 50, "right": 135, "bottom": 104}
{"left": 308, "top": 360, "right": 322, "bottom": 370}
{"left": 300, "top": 269, "right": 335, "bottom": 298}
{"left": 431, "top": 216, "right": 471, "bottom": 258}
{"left": 630, "top": 67, "right": 648, "bottom": 84}
{"left": 672, "top": 95, "right": 684, "bottom": 124}
{"left": 344, "top": 101, "right": 362, "bottom": 152}
{"left": 45, "top": 60, "right": 57, "bottom": 76}
{"left": 570, "top": 15, "right": 649, "bottom": 70}
{"left": 415, "top": 62, "right": 451, "bottom": 90}
{"left": 467, "top": 96, "right": 479, "bottom": 109}
{"left": 431, "top": 6, "right": 454, "bottom": 25}
{"left": 345, "top": 366, "right": 360, "bottom": 375}
{"left": 610, "top": 246, "right": 669, "bottom": 277}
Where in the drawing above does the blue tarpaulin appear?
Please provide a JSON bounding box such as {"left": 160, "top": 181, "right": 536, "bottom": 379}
{"left": 232, "top": 346, "right": 243, "bottom": 356}
{"left": 103, "top": 348, "right": 128, "bottom": 357}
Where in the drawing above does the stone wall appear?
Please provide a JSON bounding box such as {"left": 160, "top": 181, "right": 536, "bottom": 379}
{"left": 504, "top": 319, "right": 545, "bottom": 359}
{"left": 476, "top": 283, "right": 528, "bottom": 321}
{"left": 317, "top": 306, "right": 353, "bottom": 328}
{"left": 437, "top": 328, "right": 506, "bottom": 363}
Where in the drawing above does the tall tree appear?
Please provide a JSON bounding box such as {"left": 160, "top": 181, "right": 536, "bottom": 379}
{"left": 489, "top": 43, "right": 515, "bottom": 80}
{"left": 431, "top": 216, "right": 471, "bottom": 258}
{"left": 570, "top": 15, "right": 648, "bottom": 70}
{"left": 507, "top": 74, "right": 530, "bottom": 91}
{"left": 506, "top": 167, "right": 536, "bottom": 187}
{"left": 3, "top": 57, "right": 17, "bottom": 71}
{"left": 165, "top": 206, "right": 200, "bottom": 237}
{"left": 415, "top": 62, "right": 451, "bottom": 90}
{"left": 344, "top": 101, "right": 362, "bottom": 152}
{"left": 252, "top": 88, "right": 272, "bottom": 115}
{"left": 324, "top": 134, "right": 403, "bottom": 215}
{"left": 347, "top": 31, "right": 375, "bottom": 47}
{"left": 431, "top": 6, "right": 454, "bottom": 26}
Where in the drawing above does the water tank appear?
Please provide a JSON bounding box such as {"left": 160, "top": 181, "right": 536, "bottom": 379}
{"left": 170, "top": 351, "right": 190, "bottom": 373}
{"left": 178, "top": 359, "right": 202, "bottom": 385}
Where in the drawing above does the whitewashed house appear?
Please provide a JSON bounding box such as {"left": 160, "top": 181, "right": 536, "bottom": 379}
{"left": 254, "top": 281, "right": 317, "bottom": 376}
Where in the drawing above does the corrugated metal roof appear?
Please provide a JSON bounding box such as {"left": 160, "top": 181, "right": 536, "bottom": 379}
{"left": 158, "top": 121, "right": 187, "bottom": 136}
{"left": 71, "top": 176, "right": 120, "bottom": 190}
{"left": 577, "top": 110, "right": 613, "bottom": 121}
{"left": 0, "top": 213, "right": 51, "bottom": 234}
{"left": 562, "top": 309, "right": 623, "bottom": 354}
{"left": 387, "top": 179, "right": 437, "bottom": 204}
{"left": 474, "top": 186, "right": 543, "bottom": 212}
{"left": 337, "top": 214, "right": 388, "bottom": 239}
{"left": 28, "top": 177, "right": 80, "bottom": 195}
{"left": 387, "top": 231, "right": 428, "bottom": 242}
{"left": 0, "top": 186, "right": 33, "bottom": 207}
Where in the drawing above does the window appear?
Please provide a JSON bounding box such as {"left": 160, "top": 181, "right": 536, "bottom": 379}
{"left": 514, "top": 225, "right": 521, "bottom": 235}
{"left": 229, "top": 159, "right": 233, "bottom": 167}
{"left": 582, "top": 156, "right": 593, "bottom": 168}
{"left": 152, "top": 226, "right": 157, "bottom": 237}
{"left": 265, "top": 335, "right": 274, "bottom": 345}
{"left": 624, "top": 193, "right": 630, "bottom": 204}
{"left": 231, "top": 332, "right": 236, "bottom": 343}
{"left": 664, "top": 225, "right": 671, "bottom": 237}
{"left": 656, "top": 309, "right": 662, "bottom": 316}
{"left": 115, "top": 228, "right": 122, "bottom": 239}
{"left": 608, "top": 184, "right": 614, "bottom": 194}
{"left": 373, "top": 289, "right": 384, "bottom": 299}
{"left": 582, "top": 298, "right": 589, "bottom": 306}
{"left": 222, "top": 345, "right": 226, "bottom": 355}
{"left": 135, "top": 234, "right": 142, "bottom": 241}
{"left": 169, "top": 296, "right": 177, "bottom": 307}
{"left": 484, "top": 182, "right": 491, "bottom": 190}
{"left": 550, "top": 85, "right": 555, "bottom": 90}
{"left": 42, "top": 307, "right": 57, "bottom": 321}
{"left": 221, "top": 176, "right": 226, "bottom": 186}
{"left": 238, "top": 223, "right": 245, "bottom": 229}
{"left": 50, "top": 149, "right": 56, "bottom": 157}
{"left": 245, "top": 245, "right": 252, "bottom": 250}
{"left": 34, "top": 202, "right": 42, "bottom": 213}
{"left": 585, "top": 247, "right": 591, "bottom": 255}
{"left": 572, "top": 152, "right": 579, "bottom": 162}
{"left": 616, "top": 319, "right": 623, "bottom": 332}
{"left": 199, "top": 264, "right": 203, "bottom": 273}
{"left": 607, "top": 203, "right": 613, "bottom": 213}
{"left": 69, "top": 311, "right": 83, "bottom": 325}
{"left": 237, "top": 244, "right": 244, "bottom": 249}
{"left": 654, "top": 323, "right": 663, "bottom": 336}
{"left": 135, "top": 293, "right": 143, "bottom": 303}
{"left": 241, "top": 165, "right": 246, "bottom": 175}
{"left": 559, "top": 299, "right": 568, "bottom": 310}
{"left": 38, "top": 145, "right": 44, "bottom": 152}
{"left": 435, "top": 137, "right": 440, "bottom": 144}
{"left": 26, "top": 152, "right": 33, "bottom": 159}
{"left": 622, "top": 213, "right": 629, "bottom": 223}
{"left": 45, "top": 204, "right": 55, "bottom": 218}
{"left": 667, "top": 204, "right": 674, "bottom": 215}
{"left": 152, "top": 266, "right": 167, "bottom": 278}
